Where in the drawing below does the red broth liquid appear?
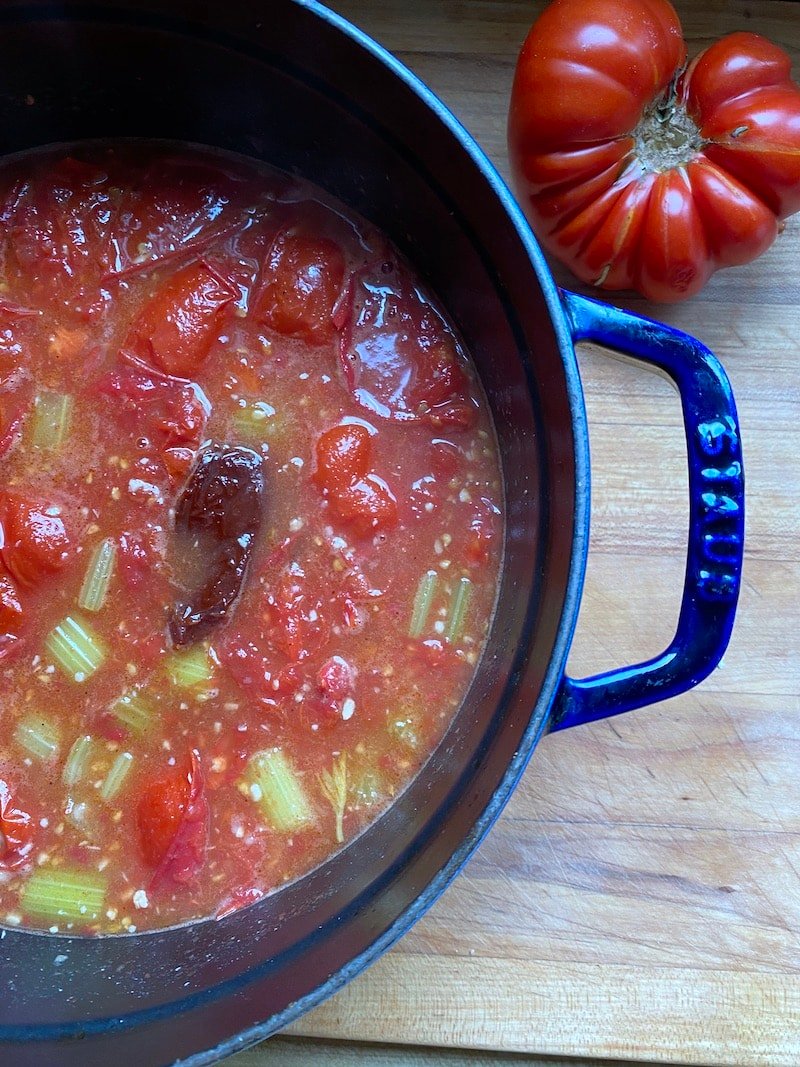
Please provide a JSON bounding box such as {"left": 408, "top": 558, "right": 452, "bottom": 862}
{"left": 0, "top": 144, "right": 503, "bottom": 933}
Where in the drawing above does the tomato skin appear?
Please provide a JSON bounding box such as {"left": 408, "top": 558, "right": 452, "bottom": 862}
{"left": 0, "top": 571, "right": 23, "bottom": 631}
{"left": 0, "top": 779, "right": 34, "bottom": 871}
{"left": 267, "top": 566, "right": 327, "bottom": 662}
{"left": 331, "top": 475, "right": 398, "bottom": 537}
{"left": 0, "top": 382, "right": 32, "bottom": 460}
{"left": 465, "top": 497, "right": 501, "bottom": 567}
{"left": 97, "top": 368, "right": 209, "bottom": 476}
{"left": 257, "top": 228, "right": 345, "bottom": 343}
{"left": 508, "top": 0, "right": 800, "bottom": 301}
{"left": 313, "top": 423, "right": 371, "bottom": 494}
{"left": 125, "top": 260, "right": 237, "bottom": 378}
{"left": 0, "top": 495, "right": 73, "bottom": 588}
{"left": 317, "top": 656, "right": 355, "bottom": 698}
{"left": 6, "top": 157, "right": 116, "bottom": 289}
{"left": 340, "top": 264, "right": 476, "bottom": 427}
{"left": 136, "top": 752, "right": 209, "bottom": 886}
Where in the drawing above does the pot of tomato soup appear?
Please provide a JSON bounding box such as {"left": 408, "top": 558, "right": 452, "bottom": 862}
{"left": 0, "top": 0, "right": 744, "bottom": 1063}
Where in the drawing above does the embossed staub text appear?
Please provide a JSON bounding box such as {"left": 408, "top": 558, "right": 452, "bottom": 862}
{"left": 695, "top": 416, "right": 743, "bottom": 600}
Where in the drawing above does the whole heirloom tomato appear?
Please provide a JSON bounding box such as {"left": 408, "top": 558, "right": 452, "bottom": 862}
{"left": 508, "top": 0, "right": 800, "bottom": 301}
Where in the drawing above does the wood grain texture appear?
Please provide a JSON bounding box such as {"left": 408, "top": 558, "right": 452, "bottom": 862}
{"left": 253, "top": 1, "right": 800, "bottom": 1063}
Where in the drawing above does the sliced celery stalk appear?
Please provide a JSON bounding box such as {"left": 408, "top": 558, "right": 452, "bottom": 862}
{"left": 14, "top": 716, "right": 60, "bottom": 761}
{"left": 31, "top": 392, "right": 73, "bottom": 451}
{"left": 63, "top": 734, "right": 97, "bottom": 786}
{"left": 110, "top": 690, "right": 156, "bottom": 736}
{"left": 409, "top": 570, "right": 438, "bottom": 638}
{"left": 78, "top": 538, "right": 116, "bottom": 613}
{"left": 45, "top": 615, "right": 106, "bottom": 682}
{"left": 165, "top": 645, "right": 214, "bottom": 689}
{"left": 99, "top": 751, "right": 133, "bottom": 802}
{"left": 231, "top": 401, "right": 279, "bottom": 444}
{"left": 318, "top": 753, "right": 348, "bottom": 843}
{"left": 247, "top": 749, "right": 314, "bottom": 833}
{"left": 21, "top": 868, "right": 106, "bottom": 923}
{"left": 446, "top": 576, "right": 473, "bottom": 643}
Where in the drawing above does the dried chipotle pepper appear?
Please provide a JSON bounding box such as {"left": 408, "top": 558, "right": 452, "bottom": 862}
{"left": 169, "top": 444, "right": 265, "bottom": 645}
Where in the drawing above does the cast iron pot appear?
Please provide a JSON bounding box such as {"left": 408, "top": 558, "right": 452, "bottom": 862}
{"left": 0, "top": 1, "right": 745, "bottom": 1063}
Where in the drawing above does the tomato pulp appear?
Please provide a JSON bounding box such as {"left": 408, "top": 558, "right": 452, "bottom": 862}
{"left": 0, "top": 145, "right": 503, "bottom": 933}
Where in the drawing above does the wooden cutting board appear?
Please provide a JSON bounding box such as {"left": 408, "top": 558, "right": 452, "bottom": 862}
{"left": 261, "top": 2, "right": 800, "bottom": 1063}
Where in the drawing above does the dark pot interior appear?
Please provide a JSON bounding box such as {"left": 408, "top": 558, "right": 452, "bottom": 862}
{"left": 0, "top": 2, "right": 587, "bottom": 1062}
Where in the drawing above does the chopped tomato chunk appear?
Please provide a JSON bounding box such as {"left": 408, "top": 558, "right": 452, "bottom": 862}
{"left": 317, "top": 655, "right": 355, "bottom": 698}
{"left": 109, "top": 158, "right": 247, "bottom": 278}
{"left": 466, "top": 497, "right": 501, "bottom": 566}
{"left": 0, "top": 571, "right": 22, "bottom": 631}
{"left": 137, "top": 752, "right": 208, "bottom": 886}
{"left": 313, "top": 423, "right": 371, "bottom": 495}
{"left": 332, "top": 475, "right": 398, "bottom": 537}
{"left": 125, "top": 260, "right": 237, "bottom": 378}
{"left": 97, "top": 367, "right": 209, "bottom": 474}
{"left": 340, "top": 262, "right": 477, "bottom": 429}
{"left": 6, "top": 157, "right": 116, "bottom": 286}
{"left": 257, "top": 228, "right": 345, "bottom": 343}
{"left": 0, "top": 779, "right": 34, "bottom": 871}
{"left": 267, "top": 565, "right": 327, "bottom": 662}
{"left": 0, "top": 376, "right": 32, "bottom": 460}
{"left": 313, "top": 424, "right": 398, "bottom": 537}
{"left": 0, "top": 494, "right": 73, "bottom": 588}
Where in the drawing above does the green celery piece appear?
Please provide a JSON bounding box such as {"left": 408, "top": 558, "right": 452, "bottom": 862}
{"left": 409, "top": 570, "right": 438, "bottom": 638}
{"left": 62, "top": 734, "right": 97, "bottom": 786}
{"left": 248, "top": 749, "right": 314, "bottom": 833}
{"left": 99, "top": 752, "right": 133, "bottom": 802}
{"left": 165, "top": 646, "right": 214, "bottom": 689}
{"left": 31, "top": 392, "right": 74, "bottom": 451}
{"left": 45, "top": 615, "right": 106, "bottom": 682}
{"left": 390, "top": 714, "right": 420, "bottom": 751}
{"left": 231, "top": 401, "right": 281, "bottom": 445}
{"left": 78, "top": 538, "right": 116, "bottom": 613}
{"left": 446, "top": 576, "right": 473, "bottom": 643}
{"left": 350, "top": 768, "right": 383, "bottom": 809}
{"left": 110, "top": 690, "right": 156, "bottom": 735}
{"left": 318, "top": 753, "right": 348, "bottom": 843}
{"left": 14, "top": 716, "right": 60, "bottom": 761}
{"left": 21, "top": 868, "right": 106, "bottom": 924}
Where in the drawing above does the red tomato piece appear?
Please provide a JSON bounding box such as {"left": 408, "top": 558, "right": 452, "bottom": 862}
{"left": 0, "top": 571, "right": 22, "bottom": 631}
{"left": 465, "top": 497, "right": 501, "bottom": 566}
{"left": 125, "top": 260, "right": 237, "bottom": 378}
{"left": 7, "top": 157, "right": 116, "bottom": 287}
{"left": 136, "top": 752, "right": 209, "bottom": 886}
{"left": 430, "top": 439, "right": 463, "bottom": 478}
{"left": 257, "top": 228, "right": 345, "bottom": 343}
{"left": 331, "top": 475, "right": 398, "bottom": 537}
{"left": 340, "top": 263, "right": 476, "bottom": 428}
{"left": 0, "top": 373, "right": 33, "bottom": 461}
{"left": 313, "top": 423, "right": 372, "bottom": 495}
{"left": 97, "top": 368, "right": 209, "bottom": 470}
{"left": 267, "top": 565, "right": 328, "bottom": 662}
{"left": 219, "top": 636, "right": 303, "bottom": 709}
{"left": 316, "top": 656, "right": 355, "bottom": 698}
{"left": 0, "top": 779, "right": 34, "bottom": 871}
{"left": 117, "top": 531, "right": 156, "bottom": 590}
{"left": 0, "top": 495, "right": 73, "bottom": 588}
{"left": 0, "top": 633, "right": 22, "bottom": 665}
{"left": 109, "top": 158, "right": 248, "bottom": 280}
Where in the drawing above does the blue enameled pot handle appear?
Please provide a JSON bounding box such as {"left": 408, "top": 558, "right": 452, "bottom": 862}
{"left": 551, "top": 290, "right": 744, "bottom": 732}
